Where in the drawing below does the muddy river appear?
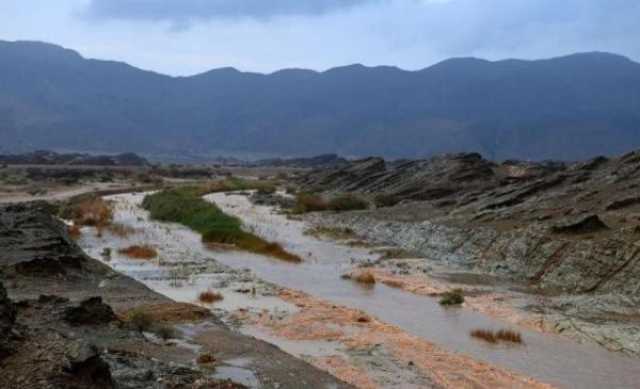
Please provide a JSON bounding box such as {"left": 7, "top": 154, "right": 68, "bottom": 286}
{"left": 78, "top": 192, "right": 640, "bottom": 389}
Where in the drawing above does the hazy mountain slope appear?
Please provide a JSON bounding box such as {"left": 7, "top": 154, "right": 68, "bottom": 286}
{"left": 1, "top": 40, "right": 639, "bottom": 160}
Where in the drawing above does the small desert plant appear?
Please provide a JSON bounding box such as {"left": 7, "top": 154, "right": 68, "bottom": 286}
{"left": 101, "top": 247, "right": 112, "bottom": 260}
{"left": 65, "top": 196, "right": 113, "bottom": 227}
{"left": 327, "top": 194, "right": 368, "bottom": 212}
{"left": 118, "top": 245, "right": 158, "bottom": 260}
{"left": 154, "top": 324, "right": 177, "bottom": 341}
{"left": 293, "top": 193, "right": 328, "bottom": 213}
{"left": 127, "top": 310, "right": 153, "bottom": 332}
{"left": 496, "top": 329, "right": 523, "bottom": 343}
{"left": 439, "top": 288, "right": 465, "bottom": 306}
{"left": 198, "top": 290, "right": 224, "bottom": 304}
{"left": 470, "top": 329, "right": 497, "bottom": 343}
{"left": 374, "top": 194, "right": 401, "bottom": 208}
{"left": 352, "top": 270, "right": 376, "bottom": 285}
{"left": 470, "top": 328, "right": 523, "bottom": 344}
{"left": 197, "top": 353, "right": 216, "bottom": 365}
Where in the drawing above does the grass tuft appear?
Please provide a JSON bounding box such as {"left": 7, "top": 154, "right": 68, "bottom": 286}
{"left": 293, "top": 193, "right": 328, "bottom": 213}
{"left": 439, "top": 288, "right": 465, "bottom": 306}
{"left": 352, "top": 270, "right": 376, "bottom": 285}
{"left": 328, "top": 194, "right": 369, "bottom": 212}
{"left": 118, "top": 245, "right": 158, "bottom": 260}
{"left": 198, "top": 290, "right": 224, "bottom": 304}
{"left": 471, "top": 328, "right": 523, "bottom": 344}
{"left": 470, "top": 329, "right": 497, "bottom": 343}
{"left": 64, "top": 196, "right": 113, "bottom": 227}
{"left": 496, "top": 329, "right": 523, "bottom": 343}
{"left": 126, "top": 310, "right": 153, "bottom": 332}
{"left": 142, "top": 187, "right": 301, "bottom": 262}
{"left": 197, "top": 353, "right": 217, "bottom": 365}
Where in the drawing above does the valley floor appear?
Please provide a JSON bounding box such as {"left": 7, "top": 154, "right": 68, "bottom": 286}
{"left": 75, "top": 191, "right": 640, "bottom": 388}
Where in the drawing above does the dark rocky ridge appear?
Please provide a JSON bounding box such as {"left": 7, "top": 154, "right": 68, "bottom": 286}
{"left": 299, "top": 150, "right": 640, "bottom": 297}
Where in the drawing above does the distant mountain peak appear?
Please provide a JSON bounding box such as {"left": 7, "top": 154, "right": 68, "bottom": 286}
{"left": 0, "top": 39, "right": 83, "bottom": 62}
{"left": 1, "top": 39, "right": 640, "bottom": 161}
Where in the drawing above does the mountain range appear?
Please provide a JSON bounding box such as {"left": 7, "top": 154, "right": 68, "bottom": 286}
{"left": 1, "top": 40, "right": 640, "bottom": 160}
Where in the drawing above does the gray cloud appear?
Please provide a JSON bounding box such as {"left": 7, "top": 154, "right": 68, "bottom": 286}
{"left": 83, "top": 0, "right": 382, "bottom": 22}
{"left": 5, "top": 0, "right": 640, "bottom": 76}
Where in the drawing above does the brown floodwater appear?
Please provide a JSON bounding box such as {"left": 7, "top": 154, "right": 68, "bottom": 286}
{"left": 204, "top": 192, "right": 640, "bottom": 389}
{"left": 80, "top": 192, "right": 640, "bottom": 389}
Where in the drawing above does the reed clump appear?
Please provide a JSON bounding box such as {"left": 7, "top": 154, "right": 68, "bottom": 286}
{"left": 470, "top": 328, "right": 523, "bottom": 344}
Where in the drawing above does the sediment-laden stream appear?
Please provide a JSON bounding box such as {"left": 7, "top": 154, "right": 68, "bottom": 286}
{"left": 78, "top": 192, "right": 640, "bottom": 389}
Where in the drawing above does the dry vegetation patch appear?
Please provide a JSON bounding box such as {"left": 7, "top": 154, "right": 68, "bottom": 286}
{"left": 439, "top": 288, "right": 465, "bottom": 306}
{"left": 293, "top": 193, "right": 328, "bottom": 213}
{"left": 118, "top": 245, "right": 158, "bottom": 260}
{"left": 470, "top": 328, "right": 523, "bottom": 344}
{"left": 352, "top": 270, "right": 376, "bottom": 285}
{"left": 65, "top": 196, "right": 113, "bottom": 227}
{"left": 197, "top": 353, "right": 217, "bottom": 365}
{"left": 198, "top": 290, "right": 224, "bottom": 304}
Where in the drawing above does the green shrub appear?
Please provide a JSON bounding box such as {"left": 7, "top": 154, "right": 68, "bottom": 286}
{"left": 142, "top": 188, "right": 300, "bottom": 262}
{"left": 328, "top": 194, "right": 368, "bottom": 212}
{"left": 293, "top": 193, "right": 328, "bottom": 213}
{"left": 154, "top": 324, "right": 177, "bottom": 341}
{"left": 127, "top": 310, "right": 153, "bottom": 332}
{"left": 439, "top": 288, "right": 465, "bottom": 306}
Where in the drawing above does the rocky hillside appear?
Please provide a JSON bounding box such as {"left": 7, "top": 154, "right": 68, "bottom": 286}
{"left": 299, "top": 150, "right": 640, "bottom": 298}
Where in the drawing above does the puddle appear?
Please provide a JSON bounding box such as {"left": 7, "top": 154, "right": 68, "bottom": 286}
{"left": 78, "top": 192, "right": 640, "bottom": 389}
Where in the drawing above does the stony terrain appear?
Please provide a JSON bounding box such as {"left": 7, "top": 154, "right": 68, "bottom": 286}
{"left": 298, "top": 150, "right": 640, "bottom": 355}
{"left": 0, "top": 201, "right": 353, "bottom": 388}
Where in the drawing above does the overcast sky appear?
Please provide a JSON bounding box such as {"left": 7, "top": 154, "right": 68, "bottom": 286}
{"left": 1, "top": 0, "right": 639, "bottom": 76}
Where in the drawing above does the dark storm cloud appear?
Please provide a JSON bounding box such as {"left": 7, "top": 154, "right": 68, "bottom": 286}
{"left": 83, "top": 0, "right": 382, "bottom": 22}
